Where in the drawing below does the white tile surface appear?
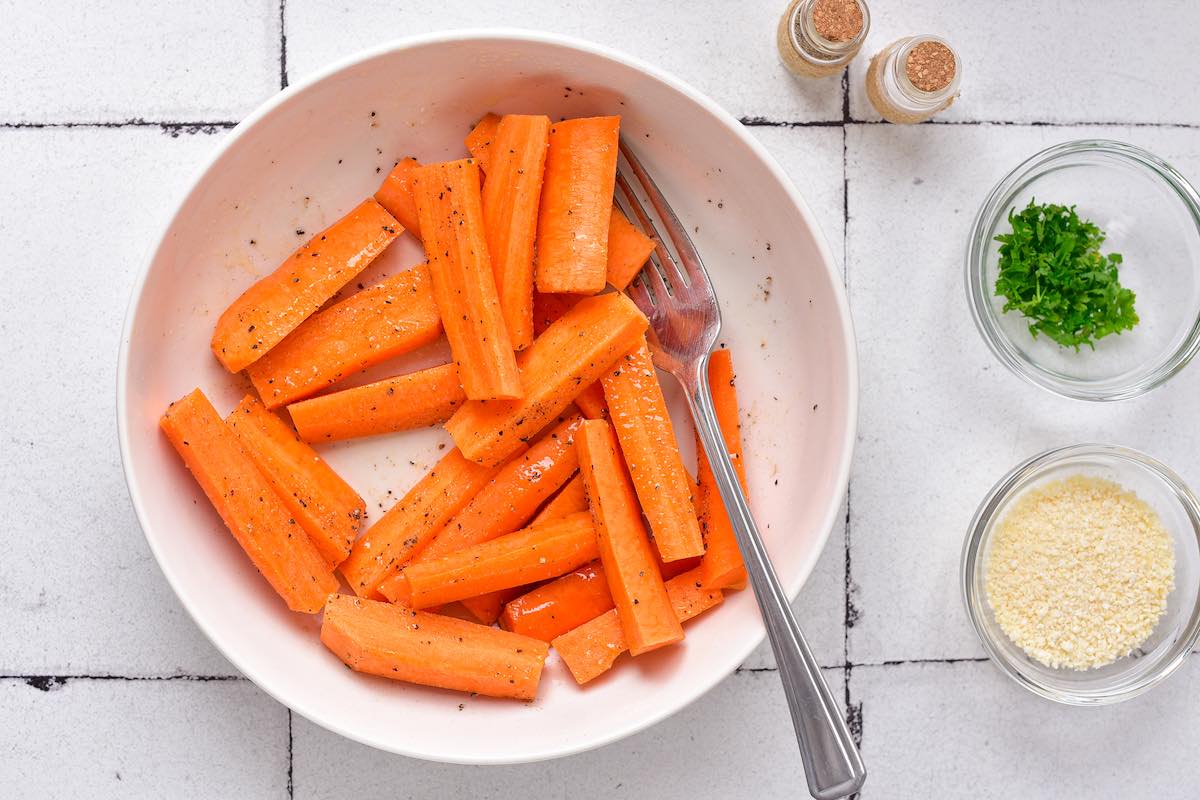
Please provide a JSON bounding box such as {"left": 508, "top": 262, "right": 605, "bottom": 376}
{"left": 855, "top": 658, "right": 1200, "bottom": 798}
{"left": 0, "top": 1, "right": 279, "bottom": 124}
{"left": 846, "top": 123, "right": 1200, "bottom": 665}
{"left": 0, "top": 128, "right": 237, "bottom": 675}
{"left": 0, "top": 677, "right": 286, "bottom": 798}
{"left": 292, "top": 669, "right": 845, "bottom": 799}
{"left": 848, "top": 0, "right": 1200, "bottom": 125}
{"left": 285, "top": 0, "right": 844, "bottom": 123}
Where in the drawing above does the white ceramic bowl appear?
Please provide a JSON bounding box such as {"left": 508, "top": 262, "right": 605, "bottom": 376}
{"left": 118, "top": 30, "right": 857, "bottom": 764}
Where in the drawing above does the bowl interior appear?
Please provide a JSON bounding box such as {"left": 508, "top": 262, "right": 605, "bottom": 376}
{"left": 978, "top": 144, "right": 1200, "bottom": 396}
{"left": 968, "top": 447, "right": 1200, "bottom": 703}
{"left": 119, "top": 33, "right": 855, "bottom": 763}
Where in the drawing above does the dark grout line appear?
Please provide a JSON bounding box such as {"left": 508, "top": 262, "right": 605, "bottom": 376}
{"left": 739, "top": 116, "right": 843, "bottom": 128}
{"left": 855, "top": 656, "right": 991, "bottom": 668}
{"left": 279, "top": 0, "right": 289, "bottom": 90}
{"left": 6, "top": 674, "right": 246, "bottom": 691}
{"left": 287, "top": 710, "right": 295, "bottom": 798}
{"left": 740, "top": 116, "right": 1200, "bottom": 130}
{"left": 0, "top": 119, "right": 237, "bottom": 135}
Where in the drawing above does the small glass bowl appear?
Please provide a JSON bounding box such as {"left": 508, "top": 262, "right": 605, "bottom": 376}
{"left": 962, "top": 444, "right": 1200, "bottom": 705}
{"left": 966, "top": 140, "right": 1200, "bottom": 401}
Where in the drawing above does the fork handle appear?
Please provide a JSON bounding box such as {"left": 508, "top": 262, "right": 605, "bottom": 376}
{"left": 687, "top": 362, "right": 866, "bottom": 800}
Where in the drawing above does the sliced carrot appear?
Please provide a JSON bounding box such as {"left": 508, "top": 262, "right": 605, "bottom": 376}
{"left": 224, "top": 395, "right": 364, "bottom": 567}
{"left": 574, "top": 381, "right": 609, "bottom": 420}
{"left": 212, "top": 198, "right": 400, "bottom": 373}
{"left": 412, "top": 159, "right": 522, "bottom": 400}
{"left": 531, "top": 291, "right": 579, "bottom": 337}
{"left": 374, "top": 157, "right": 422, "bottom": 239}
{"left": 246, "top": 265, "right": 442, "bottom": 408}
{"left": 159, "top": 389, "right": 336, "bottom": 613}
{"left": 446, "top": 292, "right": 647, "bottom": 466}
{"left": 696, "top": 349, "right": 749, "bottom": 590}
{"left": 553, "top": 569, "right": 723, "bottom": 684}
{"left": 465, "top": 113, "right": 501, "bottom": 173}
{"left": 531, "top": 473, "right": 588, "bottom": 525}
{"left": 459, "top": 586, "right": 526, "bottom": 626}
{"left": 481, "top": 115, "right": 550, "bottom": 350}
{"left": 287, "top": 363, "right": 464, "bottom": 443}
{"left": 377, "top": 413, "right": 583, "bottom": 604}
{"left": 535, "top": 116, "right": 621, "bottom": 294}
{"left": 500, "top": 560, "right": 614, "bottom": 642}
{"left": 606, "top": 205, "right": 655, "bottom": 290}
{"left": 576, "top": 419, "right": 682, "bottom": 655}
{"left": 321, "top": 594, "right": 548, "bottom": 700}
{"left": 339, "top": 446, "right": 512, "bottom": 598}
{"left": 405, "top": 512, "right": 598, "bottom": 608}
{"left": 601, "top": 336, "right": 704, "bottom": 562}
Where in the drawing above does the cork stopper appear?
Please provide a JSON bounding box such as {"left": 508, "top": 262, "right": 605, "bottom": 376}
{"left": 905, "top": 40, "right": 956, "bottom": 93}
{"left": 810, "top": 0, "right": 864, "bottom": 43}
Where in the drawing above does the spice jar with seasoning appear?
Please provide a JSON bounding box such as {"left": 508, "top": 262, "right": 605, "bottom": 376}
{"left": 777, "top": 0, "right": 870, "bottom": 79}
{"left": 866, "top": 35, "right": 961, "bottom": 123}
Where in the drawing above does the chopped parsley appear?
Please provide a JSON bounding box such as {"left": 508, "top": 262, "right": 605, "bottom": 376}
{"left": 994, "top": 199, "right": 1138, "bottom": 350}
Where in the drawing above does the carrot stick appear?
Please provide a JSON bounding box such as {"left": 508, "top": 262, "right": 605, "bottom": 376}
{"left": 458, "top": 586, "right": 526, "bottom": 626}
{"left": 224, "top": 395, "right": 364, "bottom": 567}
{"left": 576, "top": 419, "right": 682, "bottom": 655}
{"left": 481, "top": 114, "right": 550, "bottom": 350}
{"left": 553, "top": 569, "right": 723, "bottom": 684}
{"left": 531, "top": 473, "right": 588, "bottom": 525}
{"left": 601, "top": 336, "right": 704, "bottom": 562}
{"left": 159, "top": 389, "right": 336, "bottom": 613}
{"left": 246, "top": 265, "right": 442, "bottom": 408}
{"left": 606, "top": 205, "right": 655, "bottom": 290}
{"left": 377, "top": 414, "right": 583, "bottom": 604}
{"left": 531, "top": 291, "right": 579, "bottom": 337}
{"left": 212, "top": 198, "right": 400, "bottom": 373}
{"left": 696, "top": 349, "right": 749, "bottom": 590}
{"left": 465, "top": 113, "right": 501, "bottom": 173}
{"left": 374, "top": 157, "right": 422, "bottom": 240}
{"left": 574, "top": 381, "right": 609, "bottom": 420}
{"left": 287, "top": 363, "right": 464, "bottom": 443}
{"left": 412, "top": 159, "right": 522, "bottom": 400}
{"left": 535, "top": 116, "right": 621, "bottom": 294}
{"left": 321, "top": 594, "right": 548, "bottom": 700}
{"left": 405, "top": 512, "right": 598, "bottom": 608}
{"left": 500, "top": 560, "right": 614, "bottom": 642}
{"left": 446, "top": 292, "right": 647, "bottom": 466}
{"left": 339, "top": 446, "right": 513, "bottom": 598}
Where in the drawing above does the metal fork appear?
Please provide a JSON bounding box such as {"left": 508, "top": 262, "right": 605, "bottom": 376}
{"left": 616, "top": 140, "right": 866, "bottom": 800}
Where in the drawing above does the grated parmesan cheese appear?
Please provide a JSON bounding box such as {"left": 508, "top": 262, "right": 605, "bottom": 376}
{"left": 984, "top": 475, "right": 1175, "bottom": 671}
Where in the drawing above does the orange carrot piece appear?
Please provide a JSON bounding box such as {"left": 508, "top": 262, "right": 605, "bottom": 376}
{"left": 553, "top": 569, "right": 723, "bottom": 684}
{"left": 465, "top": 113, "right": 501, "bottom": 173}
{"left": 531, "top": 291, "right": 579, "bottom": 337}
{"left": 446, "top": 292, "right": 648, "bottom": 466}
{"left": 481, "top": 115, "right": 551, "bottom": 350}
{"left": 413, "top": 159, "right": 522, "bottom": 400}
{"left": 321, "top": 594, "right": 548, "bottom": 700}
{"left": 212, "top": 199, "right": 400, "bottom": 373}
{"left": 159, "top": 389, "right": 336, "bottom": 613}
{"left": 606, "top": 205, "right": 655, "bottom": 290}
{"left": 535, "top": 116, "right": 621, "bottom": 294}
{"left": 246, "top": 265, "right": 442, "bottom": 408}
{"left": 531, "top": 473, "right": 588, "bottom": 525}
{"left": 405, "top": 512, "right": 598, "bottom": 608}
{"left": 575, "top": 381, "right": 609, "bottom": 420}
{"left": 602, "top": 337, "right": 704, "bottom": 562}
{"left": 459, "top": 586, "right": 526, "bottom": 626}
{"left": 225, "top": 395, "right": 364, "bottom": 567}
{"left": 500, "top": 560, "right": 614, "bottom": 642}
{"left": 576, "top": 419, "right": 682, "bottom": 655}
{"left": 287, "top": 363, "right": 464, "bottom": 443}
{"left": 374, "top": 157, "right": 422, "bottom": 240}
{"left": 339, "top": 447, "right": 512, "bottom": 598}
{"left": 696, "top": 349, "right": 749, "bottom": 590}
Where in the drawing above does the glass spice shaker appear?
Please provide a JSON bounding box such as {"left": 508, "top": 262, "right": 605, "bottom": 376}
{"left": 777, "top": 0, "right": 870, "bottom": 79}
{"left": 865, "top": 35, "right": 961, "bottom": 123}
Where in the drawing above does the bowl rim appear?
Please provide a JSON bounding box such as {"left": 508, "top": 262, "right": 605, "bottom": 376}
{"left": 960, "top": 442, "right": 1200, "bottom": 705}
{"left": 965, "top": 139, "right": 1200, "bottom": 402}
{"left": 114, "top": 28, "right": 859, "bottom": 763}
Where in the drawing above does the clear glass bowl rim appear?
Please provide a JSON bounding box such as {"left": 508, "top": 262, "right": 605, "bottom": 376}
{"left": 965, "top": 139, "right": 1200, "bottom": 401}
{"left": 960, "top": 442, "right": 1200, "bottom": 705}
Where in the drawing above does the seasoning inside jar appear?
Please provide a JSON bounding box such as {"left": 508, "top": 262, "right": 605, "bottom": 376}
{"left": 985, "top": 475, "right": 1175, "bottom": 671}
{"left": 777, "top": 0, "right": 870, "bottom": 79}
{"left": 866, "top": 35, "right": 961, "bottom": 123}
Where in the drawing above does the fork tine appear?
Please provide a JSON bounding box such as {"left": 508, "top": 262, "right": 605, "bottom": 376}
{"left": 619, "top": 139, "right": 712, "bottom": 288}
{"left": 615, "top": 172, "right": 687, "bottom": 292}
{"left": 624, "top": 272, "right": 655, "bottom": 317}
